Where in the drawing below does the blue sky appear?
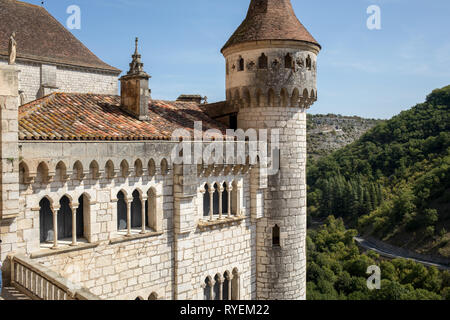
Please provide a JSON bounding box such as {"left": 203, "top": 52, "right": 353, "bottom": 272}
{"left": 24, "top": 0, "right": 450, "bottom": 119}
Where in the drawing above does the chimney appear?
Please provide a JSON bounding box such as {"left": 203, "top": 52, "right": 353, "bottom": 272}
{"left": 120, "top": 37, "right": 151, "bottom": 120}
{"left": 176, "top": 95, "right": 205, "bottom": 104}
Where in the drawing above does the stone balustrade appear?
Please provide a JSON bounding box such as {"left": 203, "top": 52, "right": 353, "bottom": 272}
{"left": 9, "top": 254, "right": 100, "bottom": 300}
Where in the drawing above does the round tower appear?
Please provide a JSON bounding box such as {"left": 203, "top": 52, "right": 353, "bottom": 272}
{"left": 222, "top": 0, "right": 321, "bottom": 300}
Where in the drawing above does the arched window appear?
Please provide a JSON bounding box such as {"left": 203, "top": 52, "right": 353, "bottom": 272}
{"left": 148, "top": 159, "right": 156, "bottom": 177}
{"left": 134, "top": 159, "right": 143, "bottom": 177}
{"left": 161, "top": 159, "right": 169, "bottom": 176}
{"left": 146, "top": 188, "right": 158, "bottom": 231}
{"left": 39, "top": 198, "right": 53, "bottom": 243}
{"left": 89, "top": 161, "right": 100, "bottom": 180}
{"left": 223, "top": 272, "right": 231, "bottom": 300}
{"left": 232, "top": 181, "right": 239, "bottom": 216}
{"left": 76, "top": 195, "right": 87, "bottom": 239}
{"left": 105, "top": 160, "right": 115, "bottom": 179}
{"left": 258, "top": 53, "right": 268, "bottom": 69}
{"left": 148, "top": 292, "right": 158, "bottom": 300}
{"left": 131, "top": 190, "right": 142, "bottom": 229}
{"left": 120, "top": 160, "right": 129, "bottom": 178}
{"left": 231, "top": 268, "right": 240, "bottom": 300}
{"left": 238, "top": 57, "right": 244, "bottom": 71}
{"left": 55, "top": 161, "right": 67, "bottom": 182}
{"left": 58, "top": 196, "right": 72, "bottom": 240}
{"left": 214, "top": 274, "right": 221, "bottom": 300}
{"left": 117, "top": 191, "right": 127, "bottom": 230}
{"left": 267, "top": 88, "right": 275, "bottom": 107}
{"left": 204, "top": 277, "right": 212, "bottom": 300}
{"left": 222, "top": 182, "right": 228, "bottom": 215}
{"left": 213, "top": 183, "right": 220, "bottom": 215}
{"left": 273, "top": 224, "right": 280, "bottom": 247}
{"left": 36, "top": 162, "right": 49, "bottom": 184}
{"left": 203, "top": 184, "right": 211, "bottom": 217}
{"left": 306, "top": 55, "right": 312, "bottom": 70}
{"left": 285, "top": 53, "right": 293, "bottom": 69}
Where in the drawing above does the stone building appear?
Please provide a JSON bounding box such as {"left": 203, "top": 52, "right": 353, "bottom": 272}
{"left": 0, "top": 0, "right": 320, "bottom": 300}
{"left": 0, "top": 0, "right": 121, "bottom": 105}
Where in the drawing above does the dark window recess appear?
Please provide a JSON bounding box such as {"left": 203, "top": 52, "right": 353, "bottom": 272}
{"left": 285, "top": 54, "right": 293, "bottom": 69}
{"left": 273, "top": 225, "right": 280, "bottom": 247}
{"left": 203, "top": 185, "right": 210, "bottom": 217}
{"left": 229, "top": 115, "right": 238, "bottom": 130}
{"left": 58, "top": 196, "right": 72, "bottom": 240}
{"left": 39, "top": 198, "right": 53, "bottom": 243}
{"left": 238, "top": 58, "right": 244, "bottom": 71}
{"left": 258, "top": 53, "right": 268, "bottom": 69}
{"left": 131, "top": 190, "right": 142, "bottom": 228}
{"left": 117, "top": 191, "right": 127, "bottom": 230}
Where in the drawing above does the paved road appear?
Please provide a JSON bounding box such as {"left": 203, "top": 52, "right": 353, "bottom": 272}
{"left": 354, "top": 236, "right": 450, "bottom": 271}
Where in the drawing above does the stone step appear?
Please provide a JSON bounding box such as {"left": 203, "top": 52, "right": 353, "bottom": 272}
{"left": 0, "top": 286, "right": 33, "bottom": 301}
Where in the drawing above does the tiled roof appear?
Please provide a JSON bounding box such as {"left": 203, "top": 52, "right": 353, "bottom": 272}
{"left": 19, "top": 93, "right": 229, "bottom": 141}
{"left": 0, "top": 0, "right": 120, "bottom": 73}
{"left": 222, "top": 0, "right": 320, "bottom": 52}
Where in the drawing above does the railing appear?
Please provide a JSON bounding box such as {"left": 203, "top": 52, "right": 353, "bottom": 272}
{"left": 9, "top": 254, "right": 100, "bottom": 300}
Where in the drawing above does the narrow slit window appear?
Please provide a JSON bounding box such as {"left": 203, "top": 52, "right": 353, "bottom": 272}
{"left": 272, "top": 225, "right": 280, "bottom": 247}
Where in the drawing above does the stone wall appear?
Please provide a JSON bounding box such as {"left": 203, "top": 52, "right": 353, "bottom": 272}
{"left": 0, "top": 58, "right": 119, "bottom": 104}
{"left": 7, "top": 140, "right": 256, "bottom": 300}
{"left": 0, "top": 65, "right": 20, "bottom": 285}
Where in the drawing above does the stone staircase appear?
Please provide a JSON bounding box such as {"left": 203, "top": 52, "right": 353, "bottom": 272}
{"left": 3, "top": 254, "right": 100, "bottom": 300}
{"left": 1, "top": 286, "right": 32, "bottom": 300}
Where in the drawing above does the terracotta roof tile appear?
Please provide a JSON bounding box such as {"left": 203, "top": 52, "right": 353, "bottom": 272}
{"left": 0, "top": 0, "right": 120, "bottom": 73}
{"left": 222, "top": 0, "right": 320, "bottom": 52}
{"left": 19, "top": 93, "right": 229, "bottom": 141}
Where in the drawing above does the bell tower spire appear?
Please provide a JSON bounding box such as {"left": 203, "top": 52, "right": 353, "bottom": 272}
{"left": 120, "top": 37, "right": 151, "bottom": 121}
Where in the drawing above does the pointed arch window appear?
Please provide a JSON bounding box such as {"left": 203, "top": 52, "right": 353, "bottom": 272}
{"left": 131, "top": 190, "right": 142, "bottom": 228}
{"left": 306, "top": 55, "right": 312, "bottom": 70}
{"left": 203, "top": 184, "right": 211, "bottom": 217}
{"left": 58, "top": 196, "right": 72, "bottom": 240}
{"left": 204, "top": 277, "right": 213, "bottom": 300}
{"left": 117, "top": 191, "right": 127, "bottom": 231}
{"left": 76, "top": 195, "right": 86, "bottom": 239}
{"left": 213, "top": 183, "right": 220, "bottom": 215}
{"left": 258, "top": 53, "right": 268, "bottom": 69}
{"left": 39, "top": 198, "right": 53, "bottom": 243}
{"left": 285, "top": 53, "right": 293, "bottom": 69}
{"left": 238, "top": 57, "right": 244, "bottom": 71}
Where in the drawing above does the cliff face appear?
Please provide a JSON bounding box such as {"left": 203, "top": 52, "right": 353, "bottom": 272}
{"left": 307, "top": 114, "right": 381, "bottom": 159}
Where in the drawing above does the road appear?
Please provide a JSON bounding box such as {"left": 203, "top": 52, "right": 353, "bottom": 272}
{"left": 354, "top": 236, "right": 450, "bottom": 271}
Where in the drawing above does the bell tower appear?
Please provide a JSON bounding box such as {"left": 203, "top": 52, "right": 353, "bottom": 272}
{"left": 222, "top": 0, "right": 321, "bottom": 300}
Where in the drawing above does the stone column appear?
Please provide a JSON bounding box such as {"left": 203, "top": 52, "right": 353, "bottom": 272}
{"left": 209, "top": 185, "right": 214, "bottom": 221}
{"left": 218, "top": 186, "right": 224, "bottom": 220}
{"left": 210, "top": 279, "right": 215, "bottom": 301}
{"left": 70, "top": 204, "right": 78, "bottom": 246}
{"left": 235, "top": 185, "right": 241, "bottom": 216}
{"left": 52, "top": 206, "right": 59, "bottom": 249}
{"left": 226, "top": 274, "right": 232, "bottom": 300}
{"left": 126, "top": 200, "right": 132, "bottom": 236}
{"left": 141, "top": 196, "right": 147, "bottom": 234}
{"left": 226, "top": 186, "right": 232, "bottom": 218}
{"left": 218, "top": 276, "right": 224, "bottom": 300}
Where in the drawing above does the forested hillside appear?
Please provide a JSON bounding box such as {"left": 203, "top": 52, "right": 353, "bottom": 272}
{"left": 307, "top": 217, "right": 450, "bottom": 300}
{"left": 307, "top": 85, "right": 450, "bottom": 257}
